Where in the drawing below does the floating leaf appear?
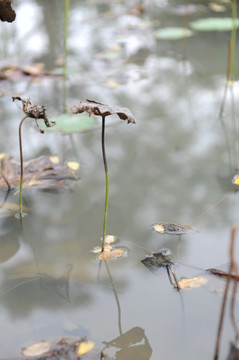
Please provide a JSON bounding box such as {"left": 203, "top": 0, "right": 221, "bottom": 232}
{"left": 154, "top": 27, "right": 193, "bottom": 40}
{"left": 71, "top": 99, "right": 136, "bottom": 124}
{"left": 40, "top": 113, "right": 95, "bottom": 134}
{"left": 77, "top": 341, "right": 95, "bottom": 355}
{"left": 153, "top": 222, "right": 196, "bottom": 235}
{"left": 67, "top": 161, "right": 80, "bottom": 171}
{"left": 98, "top": 248, "right": 125, "bottom": 260}
{"left": 190, "top": 18, "right": 239, "bottom": 32}
{"left": 0, "top": 154, "right": 79, "bottom": 191}
{"left": 105, "top": 234, "right": 117, "bottom": 244}
{"left": 232, "top": 174, "right": 239, "bottom": 186}
{"left": 178, "top": 277, "right": 208, "bottom": 290}
{"left": 22, "top": 341, "right": 50, "bottom": 357}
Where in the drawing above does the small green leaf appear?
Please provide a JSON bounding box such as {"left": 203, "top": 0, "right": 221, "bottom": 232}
{"left": 154, "top": 27, "right": 193, "bottom": 40}
{"left": 41, "top": 113, "right": 95, "bottom": 133}
{"left": 190, "top": 18, "right": 239, "bottom": 32}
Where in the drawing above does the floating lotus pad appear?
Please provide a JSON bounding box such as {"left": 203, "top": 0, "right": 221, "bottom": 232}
{"left": 154, "top": 27, "right": 193, "bottom": 40}
{"left": 190, "top": 18, "right": 239, "bottom": 32}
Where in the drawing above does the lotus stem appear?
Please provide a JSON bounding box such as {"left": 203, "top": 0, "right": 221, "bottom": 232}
{"left": 101, "top": 115, "right": 109, "bottom": 252}
{"left": 18, "top": 115, "right": 28, "bottom": 220}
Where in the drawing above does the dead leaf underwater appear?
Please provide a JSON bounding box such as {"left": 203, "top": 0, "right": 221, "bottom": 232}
{"left": 0, "top": 154, "right": 79, "bottom": 191}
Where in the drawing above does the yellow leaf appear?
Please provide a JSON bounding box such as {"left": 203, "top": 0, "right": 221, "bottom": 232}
{"left": 153, "top": 224, "right": 165, "bottom": 233}
{"left": 105, "top": 235, "right": 116, "bottom": 244}
{"left": 178, "top": 277, "right": 208, "bottom": 290}
{"left": 67, "top": 161, "right": 80, "bottom": 171}
{"left": 22, "top": 341, "right": 50, "bottom": 357}
{"left": 232, "top": 174, "right": 239, "bottom": 186}
{"left": 49, "top": 156, "right": 60, "bottom": 164}
{"left": 77, "top": 341, "right": 94, "bottom": 355}
{"left": 98, "top": 248, "right": 124, "bottom": 261}
{"left": 0, "top": 153, "right": 7, "bottom": 160}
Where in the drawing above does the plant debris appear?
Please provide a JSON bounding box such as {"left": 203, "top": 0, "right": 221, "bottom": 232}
{"left": 12, "top": 96, "right": 55, "bottom": 133}
{"left": 0, "top": 0, "right": 16, "bottom": 22}
{"left": 153, "top": 222, "right": 196, "bottom": 235}
{"left": 177, "top": 277, "right": 208, "bottom": 290}
{"left": 71, "top": 99, "right": 136, "bottom": 124}
{"left": 0, "top": 154, "right": 79, "bottom": 191}
{"left": 97, "top": 247, "right": 125, "bottom": 261}
{"left": 21, "top": 337, "right": 96, "bottom": 360}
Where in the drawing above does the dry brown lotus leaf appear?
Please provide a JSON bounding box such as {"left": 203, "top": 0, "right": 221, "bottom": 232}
{"left": 98, "top": 248, "right": 124, "bottom": 261}
{"left": 71, "top": 99, "right": 136, "bottom": 124}
{"left": 22, "top": 341, "right": 50, "bottom": 357}
{"left": 178, "top": 277, "right": 208, "bottom": 290}
{"left": 0, "top": 0, "right": 16, "bottom": 22}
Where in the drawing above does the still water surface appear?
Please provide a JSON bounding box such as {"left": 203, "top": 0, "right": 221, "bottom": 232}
{"left": 0, "top": 1, "right": 239, "bottom": 359}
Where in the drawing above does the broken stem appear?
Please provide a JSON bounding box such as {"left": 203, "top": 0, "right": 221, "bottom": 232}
{"left": 18, "top": 115, "right": 28, "bottom": 220}
{"left": 101, "top": 115, "right": 108, "bottom": 252}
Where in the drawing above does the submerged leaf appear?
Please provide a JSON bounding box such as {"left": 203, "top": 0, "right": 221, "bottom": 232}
{"left": 77, "top": 341, "right": 95, "bottom": 355}
{"left": 22, "top": 341, "right": 50, "bottom": 357}
{"left": 178, "top": 277, "right": 208, "bottom": 290}
{"left": 71, "top": 99, "right": 136, "bottom": 124}
{"left": 190, "top": 18, "right": 239, "bottom": 32}
{"left": 0, "top": 154, "right": 79, "bottom": 191}
{"left": 98, "top": 248, "right": 125, "bottom": 260}
{"left": 154, "top": 27, "right": 193, "bottom": 40}
{"left": 0, "top": 202, "right": 29, "bottom": 218}
{"left": 153, "top": 222, "right": 196, "bottom": 235}
{"left": 141, "top": 250, "right": 174, "bottom": 272}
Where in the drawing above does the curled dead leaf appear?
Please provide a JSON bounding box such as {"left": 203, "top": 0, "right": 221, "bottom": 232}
{"left": 71, "top": 99, "right": 136, "bottom": 124}
{"left": 98, "top": 248, "right": 125, "bottom": 261}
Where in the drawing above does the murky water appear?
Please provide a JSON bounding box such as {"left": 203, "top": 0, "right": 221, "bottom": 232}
{"left": 0, "top": 1, "right": 239, "bottom": 359}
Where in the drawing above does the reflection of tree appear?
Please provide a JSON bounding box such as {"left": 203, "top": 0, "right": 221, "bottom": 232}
{"left": 102, "top": 326, "right": 152, "bottom": 360}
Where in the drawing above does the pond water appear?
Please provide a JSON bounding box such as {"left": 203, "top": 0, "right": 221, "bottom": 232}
{"left": 0, "top": 1, "right": 239, "bottom": 359}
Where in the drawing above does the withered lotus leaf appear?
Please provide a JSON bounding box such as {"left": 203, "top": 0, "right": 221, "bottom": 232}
{"left": 0, "top": 154, "right": 79, "bottom": 191}
{"left": 178, "top": 277, "right": 208, "bottom": 290}
{"left": 141, "top": 250, "right": 174, "bottom": 272}
{"left": 71, "top": 99, "right": 136, "bottom": 124}
{"left": 12, "top": 96, "right": 55, "bottom": 133}
{"left": 0, "top": 0, "right": 16, "bottom": 22}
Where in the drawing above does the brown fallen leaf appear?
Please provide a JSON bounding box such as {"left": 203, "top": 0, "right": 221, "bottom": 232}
{"left": 71, "top": 99, "right": 136, "bottom": 124}
{"left": 0, "top": 154, "right": 79, "bottom": 191}
{"left": 0, "top": 0, "right": 16, "bottom": 22}
{"left": 98, "top": 248, "right": 125, "bottom": 261}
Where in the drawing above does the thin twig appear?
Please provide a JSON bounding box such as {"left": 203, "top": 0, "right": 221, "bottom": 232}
{"left": 214, "top": 226, "right": 237, "bottom": 360}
